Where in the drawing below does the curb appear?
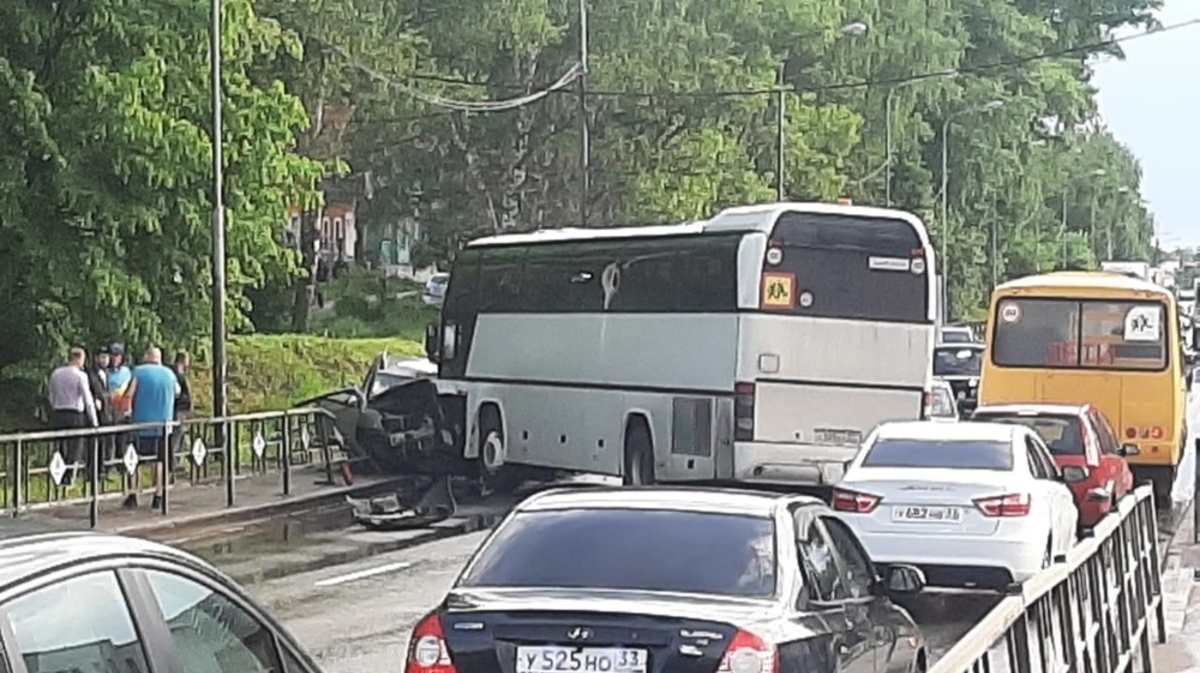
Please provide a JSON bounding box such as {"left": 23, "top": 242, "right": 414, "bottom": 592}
{"left": 221, "top": 516, "right": 478, "bottom": 585}
{"left": 112, "top": 476, "right": 414, "bottom": 539}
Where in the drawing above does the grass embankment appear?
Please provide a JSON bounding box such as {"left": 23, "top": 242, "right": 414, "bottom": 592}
{"left": 189, "top": 334, "right": 425, "bottom": 414}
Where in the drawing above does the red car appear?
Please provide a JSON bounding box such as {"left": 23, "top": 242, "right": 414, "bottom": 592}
{"left": 971, "top": 403, "right": 1137, "bottom": 530}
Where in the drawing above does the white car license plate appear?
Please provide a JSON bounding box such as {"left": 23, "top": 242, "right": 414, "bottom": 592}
{"left": 892, "top": 506, "right": 963, "bottom": 523}
{"left": 516, "top": 646, "right": 648, "bottom": 673}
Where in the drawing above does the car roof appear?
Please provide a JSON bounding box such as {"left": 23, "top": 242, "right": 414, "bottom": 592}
{"left": 874, "top": 420, "right": 1021, "bottom": 442}
{"left": 974, "top": 403, "right": 1087, "bottom": 417}
{"left": 515, "top": 486, "right": 824, "bottom": 518}
{"left": 380, "top": 357, "right": 438, "bottom": 375}
{"left": 0, "top": 527, "right": 212, "bottom": 591}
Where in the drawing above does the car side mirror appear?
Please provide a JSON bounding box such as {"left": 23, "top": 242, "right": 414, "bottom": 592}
{"left": 1120, "top": 444, "right": 1140, "bottom": 457}
{"left": 1061, "top": 466, "right": 1088, "bottom": 483}
{"left": 424, "top": 323, "right": 442, "bottom": 364}
{"left": 878, "top": 564, "right": 925, "bottom": 597}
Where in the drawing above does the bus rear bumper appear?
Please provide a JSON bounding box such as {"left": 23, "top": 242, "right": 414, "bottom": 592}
{"left": 732, "top": 441, "right": 857, "bottom": 486}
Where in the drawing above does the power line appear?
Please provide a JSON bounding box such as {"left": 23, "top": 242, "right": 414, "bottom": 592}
{"left": 399, "top": 17, "right": 1199, "bottom": 99}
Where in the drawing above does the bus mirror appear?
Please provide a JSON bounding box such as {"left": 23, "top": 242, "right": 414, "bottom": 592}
{"left": 1120, "top": 443, "right": 1140, "bottom": 457}
{"left": 424, "top": 323, "right": 442, "bottom": 363}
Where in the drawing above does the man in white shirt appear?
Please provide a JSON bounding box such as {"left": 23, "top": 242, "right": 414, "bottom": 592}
{"left": 47, "top": 348, "right": 98, "bottom": 485}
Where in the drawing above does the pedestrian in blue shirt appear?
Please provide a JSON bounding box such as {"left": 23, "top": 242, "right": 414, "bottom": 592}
{"left": 123, "top": 347, "right": 179, "bottom": 510}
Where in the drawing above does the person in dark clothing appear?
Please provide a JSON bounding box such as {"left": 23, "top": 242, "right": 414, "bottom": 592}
{"left": 170, "top": 350, "right": 193, "bottom": 461}
{"left": 86, "top": 347, "right": 114, "bottom": 476}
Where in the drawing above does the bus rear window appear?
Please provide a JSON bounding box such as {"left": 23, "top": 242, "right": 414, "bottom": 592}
{"left": 766, "top": 212, "right": 929, "bottom": 324}
{"left": 991, "top": 298, "right": 1167, "bottom": 371}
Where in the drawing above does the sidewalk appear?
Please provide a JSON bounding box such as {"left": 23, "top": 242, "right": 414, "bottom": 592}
{"left": 1155, "top": 506, "right": 1200, "bottom": 672}
{"left": 18, "top": 467, "right": 410, "bottom": 539}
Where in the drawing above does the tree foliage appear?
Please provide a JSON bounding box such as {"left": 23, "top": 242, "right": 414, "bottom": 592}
{"left": 0, "top": 0, "right": 321, "bottom": 416}
{"left": 338, "top": 0, "right": 1160, "bottom": 322}
{"left": 0, "top": 0, "right": 1167, "bottom": 418}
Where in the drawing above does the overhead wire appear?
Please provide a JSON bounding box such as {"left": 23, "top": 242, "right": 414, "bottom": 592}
{"left": 392, "top": 17, "right": 1200, "bottom": 100}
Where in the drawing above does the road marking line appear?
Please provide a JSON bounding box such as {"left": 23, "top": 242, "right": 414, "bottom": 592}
{"left": 315, "top": 561, "right": 415, "bottom": 587}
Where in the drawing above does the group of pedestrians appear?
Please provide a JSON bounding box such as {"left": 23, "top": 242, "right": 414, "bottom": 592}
{"left": 47, "top": 343, "right": 193, "bottom": 509}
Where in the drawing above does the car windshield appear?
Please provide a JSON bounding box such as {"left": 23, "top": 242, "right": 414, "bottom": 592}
{"left": 862, "top": 438, "right": 1014, "bottom": 470}
{"left": 933, "top": 347, "right": 982, "bottom": 376}
{"left": 975, "top": 414, "right": 1083, "bottom": 455}
{"left": 369, "top": 371, "right": 413, "bottom": 397}
{"left": 458, "top": 508, "right": 777, "bottom": 598}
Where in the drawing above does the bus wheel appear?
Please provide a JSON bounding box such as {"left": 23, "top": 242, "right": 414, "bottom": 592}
{"left": 623, "top": 419, "right": 656, "bottom": 486}
{"left": 478, "top": 407, "right": 523, "bottom": 495}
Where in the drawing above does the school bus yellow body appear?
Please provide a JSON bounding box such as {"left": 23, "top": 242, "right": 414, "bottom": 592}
{"left": 979, "top": 271, "right": 1185, "bottom": 500}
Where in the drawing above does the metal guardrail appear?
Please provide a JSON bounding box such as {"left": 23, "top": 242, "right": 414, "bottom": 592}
{"left": 0, "top": 406, "right": 362, "bottom": 528}
{"left": 930, "top": 485, "right": 1164, "bottom": 673}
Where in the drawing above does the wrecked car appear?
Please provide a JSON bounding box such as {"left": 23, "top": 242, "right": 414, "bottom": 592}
{"left": 298, "top": 353, "right": 461, "bottom": 474}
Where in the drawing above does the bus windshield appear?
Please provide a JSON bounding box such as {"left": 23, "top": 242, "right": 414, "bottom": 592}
{"left": 991, "top": 297, "right": 1167, "bottom": 371}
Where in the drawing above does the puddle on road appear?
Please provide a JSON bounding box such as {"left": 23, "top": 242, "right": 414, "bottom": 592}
{"left": 181, "top": 504, "right": 356, "bottom": 564}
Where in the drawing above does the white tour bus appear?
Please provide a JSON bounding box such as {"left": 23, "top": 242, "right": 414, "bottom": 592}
{"left": 425, "top": 201, "right": 937, "bottom": 491}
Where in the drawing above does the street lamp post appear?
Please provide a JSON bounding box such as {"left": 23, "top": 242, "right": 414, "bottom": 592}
{"left": 938, "top": 99, "right": 1003, "bottom": 277}
{"left": 210, "top": 0, "right": 228, "bottom": 425}
{"left": 885, "top": 72, "right": 957, "bottom": 207}
{"left": 1110, "top": 185, "right": 1131, "bottom": 260}
{"left": 1088, "top": 168, "right": 1106, "bottom": 260}
{"left": 776, "top": 21, "right": 868, "bottom": 201}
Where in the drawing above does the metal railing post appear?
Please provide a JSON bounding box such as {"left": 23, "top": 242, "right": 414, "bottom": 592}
{"left": 281, "top": 413, "right": 293, "bottom": 496}
{"left": 224, "top": 415, "right": 236, "bottom": 507}
{"left": 89, "top": 434, "right": 100, "bottom": 528}
{"left": 12, "top": 439, "right": 24, "bottom": 517}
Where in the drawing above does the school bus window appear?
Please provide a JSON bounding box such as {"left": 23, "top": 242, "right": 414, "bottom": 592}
{"left": 992, "top": 298, "right": 1079, "bottom": 367}
{"left": 1079, "top": 301, "right": 1166, "bottom": 370}
{"left": 992, "top": 298, "right": 1167, "bottom": 371}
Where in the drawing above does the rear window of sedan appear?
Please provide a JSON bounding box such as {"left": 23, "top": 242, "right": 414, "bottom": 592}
{"left": 457, "top": 508, "right": 776, "bottom": 598}
{"left": 861, "top": 439, "right": 1014, "bottom": 470}
{"left": 974, "top": 414, "right": 1083, "bottom": 456}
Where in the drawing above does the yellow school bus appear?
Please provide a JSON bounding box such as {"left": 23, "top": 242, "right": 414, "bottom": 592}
{"left": 978, "top": 271, "right": 1185, "bottom": 501}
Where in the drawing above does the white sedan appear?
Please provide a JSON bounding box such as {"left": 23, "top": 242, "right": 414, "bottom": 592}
{"left": 833, "top": 420, "right": 1078, "bottom": 592}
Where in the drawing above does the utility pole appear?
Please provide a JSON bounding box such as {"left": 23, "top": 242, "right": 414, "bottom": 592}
{"left": 210, "top": 0, "right": 227, "bottom": 424}
{"left": 775, "top": 63, "right": 785, "bottom": 201}
{"left": 577, "top": 0, "right": 590, "bottom": 227}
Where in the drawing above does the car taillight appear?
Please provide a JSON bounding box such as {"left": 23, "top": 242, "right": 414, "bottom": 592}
{"left": 717, "top": 628, "right": 778, "bottom": 673}
{"left": 832, "top": 488, "right": 882, "bottom": 514}
{"left": 406, "top": 613, "right": 457, "bottom": 673}
{"left": 735, "top": 382, "right": 756, "bottom": 441}
{"left": 973, "top": 493, "right": 1031, "bottom": 517}
{"left": 921, "top": 391, "right": 932, "bottom": 420}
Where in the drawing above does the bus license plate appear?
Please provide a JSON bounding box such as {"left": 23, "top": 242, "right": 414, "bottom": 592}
{"left": 892, "top": 506, "right": 962, "bottom": 523}
{"left": 516, "top": 647, "right": 648, "bottom": 673}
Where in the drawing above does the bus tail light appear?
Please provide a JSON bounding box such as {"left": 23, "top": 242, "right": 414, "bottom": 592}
{"left": 1125, "top": 427, "right": 1137, "bottom": 439}
{"left": 1150, "top": 426, "right": 1164, "bottom": 440}
{"left": 734, "top": 382, "right": 756, "bottom": 441}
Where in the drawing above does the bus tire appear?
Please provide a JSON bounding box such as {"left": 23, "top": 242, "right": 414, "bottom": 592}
{"left": 623, "top": 418, "right": 656, "bottom": 486}
{"left": 478, "top": 405, "right": 523, "bottom": 495}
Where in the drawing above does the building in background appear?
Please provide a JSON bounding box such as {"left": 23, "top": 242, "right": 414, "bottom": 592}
{"left": 286, "top": 203, "right": 359, "bottom": 265}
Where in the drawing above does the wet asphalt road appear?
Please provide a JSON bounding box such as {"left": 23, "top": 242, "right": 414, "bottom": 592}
{"left": 218, "top": 493, "right": 1186, "bottom": 673}
{"left": 208, "top": 391, "right": 1200, "bottom": 673}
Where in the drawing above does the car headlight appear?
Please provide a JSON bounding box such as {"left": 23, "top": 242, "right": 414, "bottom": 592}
{"left": 969, "top": 378, "right": 979, "bottom": 388}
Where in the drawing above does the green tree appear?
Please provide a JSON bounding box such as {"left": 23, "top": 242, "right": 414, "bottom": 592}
{"left": 0, "top": 0, "right": 321, "bottom": 419}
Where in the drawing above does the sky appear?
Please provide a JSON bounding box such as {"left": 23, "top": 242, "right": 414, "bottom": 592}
{"left": 1092, "top": 0, "right": 1200, "bottom": 248}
